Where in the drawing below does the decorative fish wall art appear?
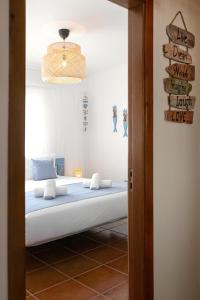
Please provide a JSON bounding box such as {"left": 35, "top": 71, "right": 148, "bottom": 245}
{"left": 123, "top": 109, "right": 128, "bottom": 137}
{"left": 82, "top": 95, "right": 88, "bottom": 132}
{"left": 113, "top": 105, "right": 118, "bottom": 132}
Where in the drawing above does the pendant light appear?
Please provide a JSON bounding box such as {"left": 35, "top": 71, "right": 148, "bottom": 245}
{"left": 42, "top": 28, "right": 86, "bottom": 84}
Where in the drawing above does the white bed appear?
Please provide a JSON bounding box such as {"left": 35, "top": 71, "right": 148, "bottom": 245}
{"left": 25, "top": 176, "right": 128, "bottom": 247}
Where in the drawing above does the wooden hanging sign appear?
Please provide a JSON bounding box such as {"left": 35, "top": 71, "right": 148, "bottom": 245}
{"left": 168, "top": 95, "right": 196, "bottom": 110}
{"left": 163, "top": 43, "right": 192, "bottom": 64}
{"left": 166, "top": 63, "right": 195, "bottom": 81}
{"left": 166, "top": 24, "right": 195, "bottom": 48}
{"left": 164, "top": 78, "right": 192, "bottom": 95}
{"left": 165, "top": 110, "right": 193, "bottom": 124}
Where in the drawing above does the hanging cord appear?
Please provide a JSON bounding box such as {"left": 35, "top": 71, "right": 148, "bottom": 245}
{"left": 170, "top": 11, "right": 188, "bottom": 32}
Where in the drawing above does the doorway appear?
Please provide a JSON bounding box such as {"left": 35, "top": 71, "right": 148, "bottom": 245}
{"left": 8, "top": 0, "right": 153, "bottom": 300}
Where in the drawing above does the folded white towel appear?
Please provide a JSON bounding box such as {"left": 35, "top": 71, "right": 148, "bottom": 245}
{"left": 34, "top": 185, "right": 68, "bottom": 198}
{"left": 56, "top": 185, "right": 68, "bottom": 196}
{"left": 44, "top": 179, "right": 56, "bottom": 200}
{"left": 34, "top": 187, "right": 44, "bottom": 197}
{"left": 90, "top": 173, "right": 101, "bottom": 190}
{"left": 83, "top": 179, "right": 112, "bottom": 188}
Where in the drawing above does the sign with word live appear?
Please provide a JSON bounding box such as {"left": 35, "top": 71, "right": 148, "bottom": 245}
{"left": 163, "top": 11, "right": 196, "bottom": 125}
{"left": 166, "top": 24, "right": 195, "bottom": 49}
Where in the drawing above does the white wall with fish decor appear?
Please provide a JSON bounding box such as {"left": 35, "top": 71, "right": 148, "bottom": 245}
{"left": 154, "top": 1, "right": 200, "bottom": 300}
{"left": 84, "top": 64, "right": 128, "bottom": 181}
{"left": 26, "top": 65, "right": 128, "bottom": 181}
{"left": 26, "top": 68, "right": 88, "bottom": 176}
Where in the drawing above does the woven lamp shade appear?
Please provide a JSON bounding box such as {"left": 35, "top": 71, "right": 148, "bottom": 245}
{"left": 42, "top": 42, "right": 86, "bottom": 84}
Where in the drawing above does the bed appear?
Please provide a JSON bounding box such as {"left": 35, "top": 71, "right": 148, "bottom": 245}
{"left": 25, "top": 176, "right": 128, "bottom": 247}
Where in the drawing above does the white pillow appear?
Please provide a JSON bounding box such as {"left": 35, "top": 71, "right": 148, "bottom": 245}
{"left": 25, "top": 154, "right": 56, "bottom": 180}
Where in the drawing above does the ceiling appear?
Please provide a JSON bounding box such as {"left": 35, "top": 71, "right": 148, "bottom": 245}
{"left": 26, "top": 0, "right": 128, "bottom": 74}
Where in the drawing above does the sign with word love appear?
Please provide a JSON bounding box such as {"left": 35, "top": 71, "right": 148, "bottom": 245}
{"left": 165, "top": 110, "right": 193, "bottom": 124}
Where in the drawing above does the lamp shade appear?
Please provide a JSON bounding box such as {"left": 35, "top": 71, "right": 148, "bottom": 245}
{"left": 42, "top": 42, "right": 86, "bottom": 84}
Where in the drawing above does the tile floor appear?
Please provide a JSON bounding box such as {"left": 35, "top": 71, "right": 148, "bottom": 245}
{"left": 26, "top": 218, "right": 128, "bottom": 300}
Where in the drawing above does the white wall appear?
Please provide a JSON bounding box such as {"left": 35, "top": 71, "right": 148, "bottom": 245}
{"left": 26, "top": 68, "right": 87, "bottom": 176}
{"left": 26, "top": 66, "right": 128, "bottom": 181}
{"left": 85, "top": 65, "right": 128, "bottom": 181}
{"left": 0, "top": 0, "right": 8, "bottom": 299}
{"left": 154, "top": 1, "right": 200, "bottom": 299}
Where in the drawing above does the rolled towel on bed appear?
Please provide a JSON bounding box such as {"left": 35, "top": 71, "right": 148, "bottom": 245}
{"left": 44, "top": 179, "right": 56, "bottom": 200}
{"left": 34, "top": 185, "right": 68, "bottom": 198}
{"left": 83, "top": 179, "right": 112, "bottom": 188}
{"left": 90, "top": 173, "right": 101, "bottom": 190}
{"left": 34, "top": 187, "right": 44, "bottom": 198}
{"left": 56, "top": 185, "right": 68, "bottom": 196}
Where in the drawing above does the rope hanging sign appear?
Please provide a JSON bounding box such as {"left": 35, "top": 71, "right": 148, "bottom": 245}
{"left": 163, "top": 11, "right": 196, "bottom": 124}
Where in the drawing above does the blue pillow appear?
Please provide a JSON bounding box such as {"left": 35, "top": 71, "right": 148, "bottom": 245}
{"left": 32, "top": 159, "right": 57, "bottom": 181}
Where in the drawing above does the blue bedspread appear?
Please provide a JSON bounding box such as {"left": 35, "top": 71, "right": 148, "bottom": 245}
{"left": 26, "top": 182, "right": 127, "bottom": 214}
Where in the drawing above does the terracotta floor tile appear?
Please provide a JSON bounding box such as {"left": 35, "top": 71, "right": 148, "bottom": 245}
{"left": 26, "top": 267, "right": 67, "bottom": 294}
{"left": 76, "top": 266, "right": 127, "bottom": 293}
{"left": 26, "top": 296, "right": 37, "bottom": 300}
{"left": 107, "top": 255, "right": 128, "bottom": 274}
{"left": 64, "top": 236, "right": 101, "bottom": 253}
{"left": 110, "top": 238, "right": 128, "bottom": 252}
{"left": 111, "top": 224, "right": 128, "bottom": 236}
{"left": 84, "top": 245, "right": 124, "bottom": 264}
{"left": 36, "top": 280, "right": 97, "bottom": 300}
{"left": 89, "top": 295, "right": 109, "bottom": 300}
{"left": 54, "top": 255, "right": 100, "bottom": 277}
{"left": 26, "top": 254, "right": 46, "bottom": 273}
{"left": 85, "top": 230, "right": 125, "bottom": 244}
{"left": 104, "top": 281, "right": 128, "bottom": 300}
{"left": 35, "top": 247, "right": 75, "bottom": 264}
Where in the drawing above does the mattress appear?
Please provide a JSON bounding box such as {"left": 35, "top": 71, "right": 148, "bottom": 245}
{"left": 25, "top": 176, "right": 128, "bottom": 247}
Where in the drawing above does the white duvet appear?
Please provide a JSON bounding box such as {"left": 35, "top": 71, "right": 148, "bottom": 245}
{"left": 25, "top": 176, "right": 128, "bottom": 247}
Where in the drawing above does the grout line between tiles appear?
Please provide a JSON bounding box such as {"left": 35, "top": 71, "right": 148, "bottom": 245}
{"left": 26, "top": 221, "right": 128, "bottom": 298}
{"left": 33, "top": 278, "right": 70, "bottom": 296}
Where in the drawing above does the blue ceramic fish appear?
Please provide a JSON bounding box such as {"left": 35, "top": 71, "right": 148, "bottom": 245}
{"left": 123, "top": 109, "right": 128, "bottom": 137}
{"left": 113, "top": 106, "right": 117, "bottom": 132}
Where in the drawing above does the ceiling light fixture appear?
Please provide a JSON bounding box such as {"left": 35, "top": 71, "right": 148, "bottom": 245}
{"left": 42, "top": 28, "right": 86, "bottom": 84}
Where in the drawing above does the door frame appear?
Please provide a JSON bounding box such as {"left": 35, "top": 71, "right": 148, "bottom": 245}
{"left": 8, "top": 0, "right": 153, "bottom": 299}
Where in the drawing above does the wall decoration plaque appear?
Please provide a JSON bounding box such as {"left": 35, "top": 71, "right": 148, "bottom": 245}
{"left": 82, "top": 95, "right": 88, "bottom": 132}
{"left": 164, "top": 78, "right": 192, "bottom": 95}
{"left": 163, "top": 11, "right": 196, "bottom": 125}
{"left": 165, "top": 110, "right": 193, "bottom": 124}
{"left": 168, "top": 95, "right": 195, "bottom": 111}
{"left": 163, "top": 43, "right": 192, "bottom": 64}
{"left": 113, "top": 105, "right": 118, "bottom": 133}
{"left": 123, "top": 109, "right": 128, "bottom": 137}
{"left": 166, "top": 24, "right": 195, "bottom": 49}
{"left": 166, "top": 63, "right": 195, "bottom": 81}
